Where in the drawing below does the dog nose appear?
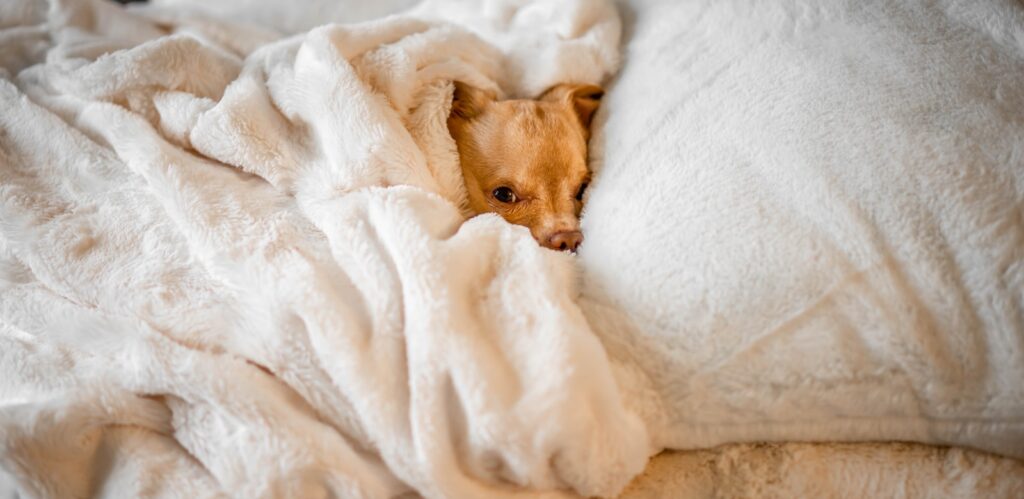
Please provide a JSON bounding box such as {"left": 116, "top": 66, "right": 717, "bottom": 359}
{"left": 545, "top": 230, "right": 583, "bottom": 252}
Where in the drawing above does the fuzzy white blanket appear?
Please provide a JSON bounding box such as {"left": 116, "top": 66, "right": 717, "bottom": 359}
{"left": 3, "top": 0, "right": 1024, "bottom": 497}
{"left": 0, "top": 0, "right": 648, "bottom": 497}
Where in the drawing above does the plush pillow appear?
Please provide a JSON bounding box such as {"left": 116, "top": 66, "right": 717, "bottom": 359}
{"left": 580, "top": 0, "right": 1024, "bottom": 457}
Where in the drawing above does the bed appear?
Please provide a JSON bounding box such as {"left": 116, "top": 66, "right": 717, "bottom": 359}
{"left": 1, "top": 0, "right": 1022, "bottom": 497}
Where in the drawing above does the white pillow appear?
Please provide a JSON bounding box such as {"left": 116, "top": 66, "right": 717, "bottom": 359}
{"left": 580, "top": 0, "right": 1024, "bottom": 457}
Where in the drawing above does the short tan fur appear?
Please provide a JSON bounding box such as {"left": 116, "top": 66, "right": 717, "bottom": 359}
{"left": 447, "top": 81, "right": 603, "bottom": 251}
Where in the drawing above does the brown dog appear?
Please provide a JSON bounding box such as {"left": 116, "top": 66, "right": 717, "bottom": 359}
{"left": 447, "top": 81, "right": 603, "bottom": 252}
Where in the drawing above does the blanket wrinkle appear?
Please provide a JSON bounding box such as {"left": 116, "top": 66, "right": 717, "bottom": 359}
{"left": 1, "top": 0, "right": 650, "bottom": 497}
{"left": 7, "top": 0, "right": 1023, "bottom": 497}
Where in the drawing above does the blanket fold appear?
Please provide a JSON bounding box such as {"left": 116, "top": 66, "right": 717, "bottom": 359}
{"left": 1, "top": 0, "right": 649, "bottom": 497}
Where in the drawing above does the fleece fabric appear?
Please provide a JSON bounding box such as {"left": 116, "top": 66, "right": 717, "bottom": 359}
{"left": 580, "top": 0, "right": 1024, "bottom": 458}
{"left": 1, "top": 0, "right": 645, "bottom": 497}
{"left": 2, "top": 0, "right": 1024, "bottom": 497}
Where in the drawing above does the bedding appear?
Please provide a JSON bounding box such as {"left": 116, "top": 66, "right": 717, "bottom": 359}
{"left": 581, "top": 0, "right": 1024, "bottom": 455}
{"left": 1, "top": 0, "right": 1023, "bottom": 497}
{"left": 0, "top": 0, "right": 644, "bottom": 497}
{"left": 624, "top": 443, "right": 1024, "bottom": 498}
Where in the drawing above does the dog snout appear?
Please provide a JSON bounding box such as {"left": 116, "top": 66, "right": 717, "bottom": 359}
{"left": 544, "top": 230, "right": 583, "bottom": 252}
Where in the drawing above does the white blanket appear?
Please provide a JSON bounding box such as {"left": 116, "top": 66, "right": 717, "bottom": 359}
{"left": 0, "top": 0, "right": 649, "bottom": 497}
{"left": 3, "top": 0, "right": 1024, "bottom": 497}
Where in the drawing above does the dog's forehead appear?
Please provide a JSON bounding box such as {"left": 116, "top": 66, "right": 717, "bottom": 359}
{"left": 495, "top": 103, "right": 587, "bottom": 166}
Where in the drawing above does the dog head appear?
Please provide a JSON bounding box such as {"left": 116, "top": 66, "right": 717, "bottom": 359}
{"left": 447, "top": 81, "right": 603, "bottom": 251}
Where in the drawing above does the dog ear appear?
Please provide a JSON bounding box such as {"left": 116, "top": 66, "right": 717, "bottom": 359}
{"left": 450, "top": 81, "right": 495, "bottom": 120}
{"left": 540, "top": 83, "right": 605, "bottom": 130}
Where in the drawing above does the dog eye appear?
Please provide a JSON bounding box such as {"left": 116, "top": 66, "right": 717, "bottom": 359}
{"left": 575, "top": 182, "right": 588, "bottom": 201}
{"left": 492, "top": 186, "right": 517, "bottom": 203}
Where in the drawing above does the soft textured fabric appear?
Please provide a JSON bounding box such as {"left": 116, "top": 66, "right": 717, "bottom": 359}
{"left": 2, "top": 0, "right": 1024, "bottom": 497}
{"left": 580, "top": 0, "right": 1024, "bottom": 457}
{"left": 0, "top": 0, "right": 646, "bottom": 497}
{"left": 624, "top": 443, "right": 1024, "bottom": 498}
